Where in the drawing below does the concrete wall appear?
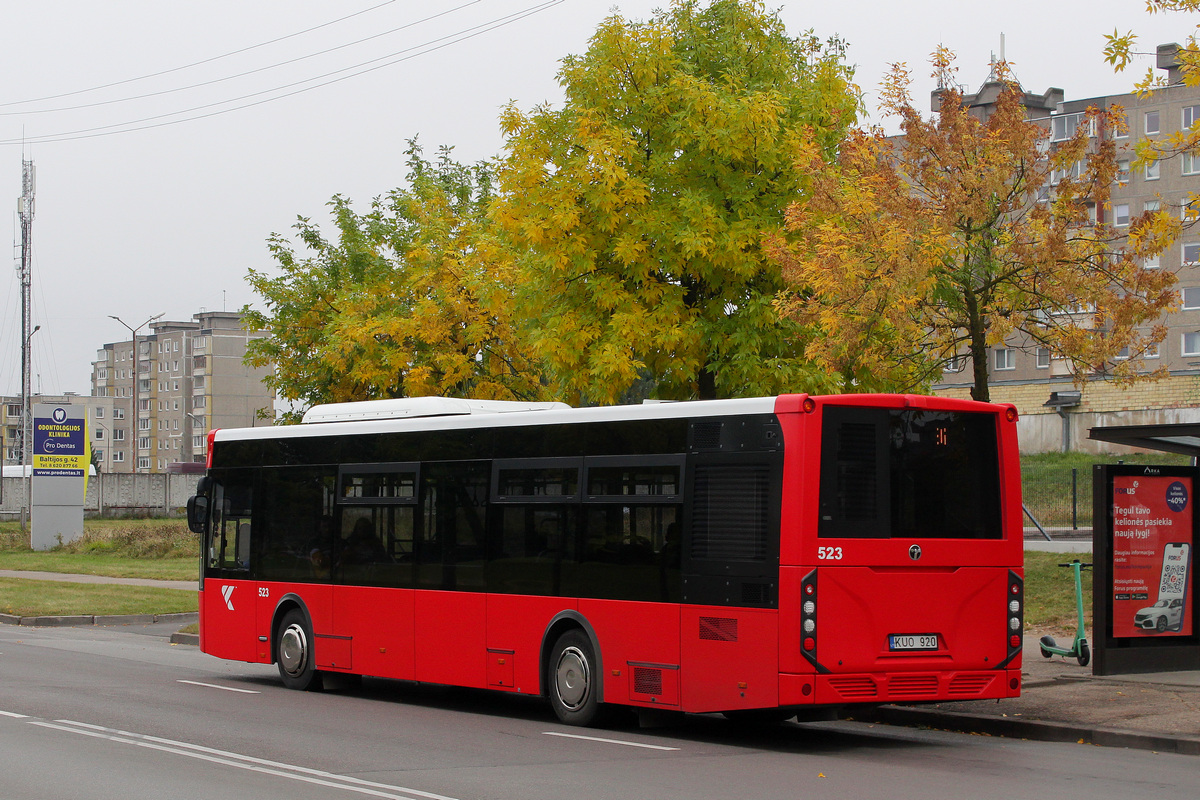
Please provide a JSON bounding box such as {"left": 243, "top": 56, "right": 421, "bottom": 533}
{"left": 0, "top": 472, "right": 201, "bottom": 519}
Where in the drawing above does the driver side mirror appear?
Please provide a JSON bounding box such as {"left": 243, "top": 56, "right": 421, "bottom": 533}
{"left": 187, "top": 495, "right": 209, "bottom": 534}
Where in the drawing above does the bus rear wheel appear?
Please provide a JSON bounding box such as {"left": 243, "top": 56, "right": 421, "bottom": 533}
{"left": 549, "top": 630, "right": 599, "bottom": 726}
{"left": 277, "top": 609, "right": 323, "bottom": 691}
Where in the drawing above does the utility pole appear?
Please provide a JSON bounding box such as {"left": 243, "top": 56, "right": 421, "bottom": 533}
{"left": 16, "top": 159, "right": 34, "bottom": 537}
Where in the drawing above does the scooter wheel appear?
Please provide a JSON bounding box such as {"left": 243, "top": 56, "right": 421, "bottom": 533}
{"left": 1039, "top": 634, "right": 1056, "bottom": 659}
{"left": 1077, "top": 641, "right": 1090, "bottom": 667}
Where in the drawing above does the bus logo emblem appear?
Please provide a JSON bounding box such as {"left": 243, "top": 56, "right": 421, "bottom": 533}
{"left": 221, "top": 585, "right": 235, "bottom": 611}
{"left": 909, "top": 545, "right": 922, "bottom": 561}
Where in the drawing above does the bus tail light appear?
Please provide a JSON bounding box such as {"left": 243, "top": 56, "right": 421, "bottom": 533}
{"left": 802, "top": 397, "right": 816, "bottom": 414}
{"left": 999, "top": 570, "right": 1024, "bottom": 668}
{"left": 799, "top": 570, "right": 828, "bottom": 673}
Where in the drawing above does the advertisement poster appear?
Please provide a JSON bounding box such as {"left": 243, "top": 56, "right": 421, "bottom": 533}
{"left": 1111, "top": 475, "right": 1194, "bottom": 638}
{"left": 32, "top": 406, "right": 87, "bottom": 478}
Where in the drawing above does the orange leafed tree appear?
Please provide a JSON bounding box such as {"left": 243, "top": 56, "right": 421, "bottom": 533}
{"left": 771, "top": 51, "right": 1179, "bottom": 401}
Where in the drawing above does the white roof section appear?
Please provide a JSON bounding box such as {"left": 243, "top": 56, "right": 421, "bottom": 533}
{"left": 217, "top": 396, "right": 782, "bottom": 443}
{"left": 301, "top": 397, "right": 571, "bottom": 424}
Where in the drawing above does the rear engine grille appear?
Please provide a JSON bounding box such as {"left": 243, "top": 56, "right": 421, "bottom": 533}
{"left": 827, "top": 676, "right": 878, "bottom": 699}
{"left": 948, "top": 673, "right": 997, "bottom": 696}
{"left": 633, "top": 667, "right": 663, "bottom": 696}
{"left": 888, "top": 675, "right": 939, "bottom": 697}
{"left": 699, "top": 616, "right": 738, "bottom": 642}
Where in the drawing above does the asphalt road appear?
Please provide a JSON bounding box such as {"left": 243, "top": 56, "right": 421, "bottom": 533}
{"left": 0, "top": 623, "right": 1194, "bottom": 800}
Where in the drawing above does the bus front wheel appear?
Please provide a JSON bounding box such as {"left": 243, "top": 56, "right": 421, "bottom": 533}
{"left": 277, "top": 609, "right": 323, "bottom": 691}
{"left": 549, "top": 630, "right": 599, "bottom": 726}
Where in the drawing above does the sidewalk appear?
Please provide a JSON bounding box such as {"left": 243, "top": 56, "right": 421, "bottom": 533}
{"left": 854, "top": 633, "right": 1200, "bottom": 756}
{"left": 1, "top": 570, "right": 1196, "bottom": 754}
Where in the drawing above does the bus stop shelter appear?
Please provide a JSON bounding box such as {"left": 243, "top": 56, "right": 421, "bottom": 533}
{"left": 1089, "top": 422, "right": 1200, "bottom": 458}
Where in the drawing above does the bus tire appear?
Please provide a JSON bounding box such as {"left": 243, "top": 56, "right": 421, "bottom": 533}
{"left": 277, "top": 609, "right": 323, "bottom": 691}
{"left": 549, "top": 629, "right": 599, "bottom": 726}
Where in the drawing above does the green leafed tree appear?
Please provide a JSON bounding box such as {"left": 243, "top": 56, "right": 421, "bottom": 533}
{"left": 493, "top": 0, "right": 859, "bottom": 403}
{"left": 244, "top": 142, "right": 547, "bottom": 420}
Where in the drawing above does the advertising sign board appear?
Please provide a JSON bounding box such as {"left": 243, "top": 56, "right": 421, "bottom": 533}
{"left": 30, "top": 403, "right": 87, "bottom": 550}
{"left": 1109, "top": 474, "right": 1193, "bottom": 638}
{"left": 1094, "top": 465, "right": 1200, "bottom": 675}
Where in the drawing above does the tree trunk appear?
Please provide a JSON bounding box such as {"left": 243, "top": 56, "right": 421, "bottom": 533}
{"left": 964, "top": 290, "right": 990, "bottom": 403}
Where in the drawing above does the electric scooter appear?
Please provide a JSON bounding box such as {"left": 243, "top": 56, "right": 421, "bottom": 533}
{"left": 1039, "top": 559, "right": 1092, "bottom": 667}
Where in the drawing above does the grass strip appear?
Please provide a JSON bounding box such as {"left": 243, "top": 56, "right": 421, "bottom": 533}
{"left": 1024, "top": 550, "right": 1093, "bottom": 632}
{"left": 0, "top": 578, "right": 197, "bottom": 618}
{"left": 0, "top": 552, "right": 196, "bottom": 581}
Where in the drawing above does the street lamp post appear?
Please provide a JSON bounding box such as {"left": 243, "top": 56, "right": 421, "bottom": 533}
{"left": 186, "top": 411, "right": 207, "bottom": 464}
{"left": 19, "top": 324, "right": 40, "bottom": 537}
{"left": 109, "top": 313, "right": 164, "bottom": 474}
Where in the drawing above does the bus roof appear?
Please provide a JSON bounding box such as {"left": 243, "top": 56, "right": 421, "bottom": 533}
{"left": 216, "top": 396, "right": 783, "bottom": 443}
{"left": 214, "top": 394, "right": 1005, "bottom": 445}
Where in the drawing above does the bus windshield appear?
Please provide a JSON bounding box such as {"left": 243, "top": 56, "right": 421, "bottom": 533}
{"left": 818, "top": 406, "right": 1002, "bottom": 540}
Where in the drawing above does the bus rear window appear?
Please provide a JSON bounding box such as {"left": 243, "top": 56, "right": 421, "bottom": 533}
{"left": 818, "top": 407, "right": 1002, "bottom": 539}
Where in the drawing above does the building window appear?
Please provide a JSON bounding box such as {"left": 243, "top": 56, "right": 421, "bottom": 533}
{"left": 113, "top": 451, "right": 124, "bottom": 463}
{"left": 994, "top": 348, "right": 1016, "bottom": 371}
{"left": 1115, "top": 204, "right": 1130, "bottom": 227}
{"left": 1051, "top": 112, "right": 1093, "bottom": 142}
{"left": 1035, "top": 348, "right": 1051, "bottom": 369}
{"left": 95, "top": 428, "right": 104, "bottom": 440}
{"left": 1145, "top": 253, "right": 1161, "bottom": 269}
{"left": 138, "top": 437, "right": 151, "bottom": 450}
{"left": 1184, "top": 152, "right": 1200, "bottom": 176}
{"left": 95, "top": 449, "right": 105, "bottom": 461}
{"left": 1116, "top": 160, "right": 1130, "bottom": 184}
{"left": 1146, "top": 110, "right": 1160, "bottom": 134}
{"left": 138, "top": 419, "right": 150, "bottom": 431}
{"left": 138, "top": 457, "right": 151, "bottom": 470}
{"left": 1146, "top": 159, "right": 1160, "bottom": 181}
{"left": 1185, "top": 288, "right": 1200, "bottom": 309}
{"left": 193, "top": 435, "right": 205, "bottom": 448}
{"left": 1050, "top": 161, "right": 1082, "bottom": 185}
{"left": 1146, "top": 342, "right": 1161, "bottom": 358}
{"left": 943, "top": 354, "right": 965, "bottom": 373}
{"left": 95, "top": 407, "right": 104, "bottom": 419}
{"left": 193, "top": 396, "right": 207, "bottom": 409}
{"left": 1185, "top": 105, "right": 1200, "bottom": 130}
{"left": 1184, "top": 332, "right": 1200, "bottom": 356}
{"left": 114, "top": 429, "right": 125, "bottom": 441}
{"left": 114, "top": 408, "right": 125, "bottom": 420}
{"left": 1185, "top": 243, "right": 1200, "bottom": 265}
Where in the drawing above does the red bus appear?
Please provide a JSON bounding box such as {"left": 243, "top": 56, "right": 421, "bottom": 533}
{"left": 188, "top": 393, "right": 1024, "bottom": 725}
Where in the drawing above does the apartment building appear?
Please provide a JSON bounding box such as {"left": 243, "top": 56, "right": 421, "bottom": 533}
{"left": 932, "top": 44, "right": 1200, "bottom": 452}
{"left": 90, "top": 311, "right": 274, "bottom": 473}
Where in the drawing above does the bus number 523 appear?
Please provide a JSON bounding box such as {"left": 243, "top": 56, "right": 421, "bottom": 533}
{"left": 818, "top": 546, "right": 843, "bottom": 560}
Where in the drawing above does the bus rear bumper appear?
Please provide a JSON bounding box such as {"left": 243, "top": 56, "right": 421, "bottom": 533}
{"left": 807, "top": 668, "right": 1020, "bottom": 706}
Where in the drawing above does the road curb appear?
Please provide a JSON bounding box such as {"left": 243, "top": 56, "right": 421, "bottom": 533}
{"left": 849, "top": 705, "right": 1200, "bottom": 756}
{"left": 0, "top": 612, "right": 198, "bottom": 629}
{"left": 170, "top": 632, "right": 200, "bottom": 646}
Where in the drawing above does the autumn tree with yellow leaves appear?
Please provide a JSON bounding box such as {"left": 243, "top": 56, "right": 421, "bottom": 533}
{"left": 244, "top": 142, "right": 547, "bottom": 418}
{"left": 493, "top": 0, "right": 859, "bottom": 403}
{"left": 771, "top": 52, "right": 1179, "bottom": 402}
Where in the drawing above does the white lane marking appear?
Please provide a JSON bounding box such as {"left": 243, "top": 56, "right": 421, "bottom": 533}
{"left": 0, "top": 710, "right": 29, "bottom": 718}
{"left": 176, "top": 679, "right": 261, "bottom": 694}
{"left": 32, "top": 718, "right": 460, "bottom": 800}
{"left": 542, "top": 731, "right": 680, "bottom": 751}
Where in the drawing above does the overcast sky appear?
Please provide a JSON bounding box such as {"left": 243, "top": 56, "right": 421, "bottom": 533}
{"left": 0, "top": 0, "right": 1187, "bottom": 397}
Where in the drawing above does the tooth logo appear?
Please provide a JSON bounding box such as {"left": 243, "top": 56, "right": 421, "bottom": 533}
{"left": 221, "top": 585, "right": 235, "bottom": 611}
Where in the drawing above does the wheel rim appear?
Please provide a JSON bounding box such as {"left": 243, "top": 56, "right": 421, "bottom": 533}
{"left": 555, "top": 646, "right": 591, "bottom": 711}
{"left": 279, "top": 623, "right": 309, "bottom": 677}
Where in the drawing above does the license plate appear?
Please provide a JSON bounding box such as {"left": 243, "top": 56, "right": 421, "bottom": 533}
{"left": 889, "top": 634, "right": 938, "bottom": 651}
